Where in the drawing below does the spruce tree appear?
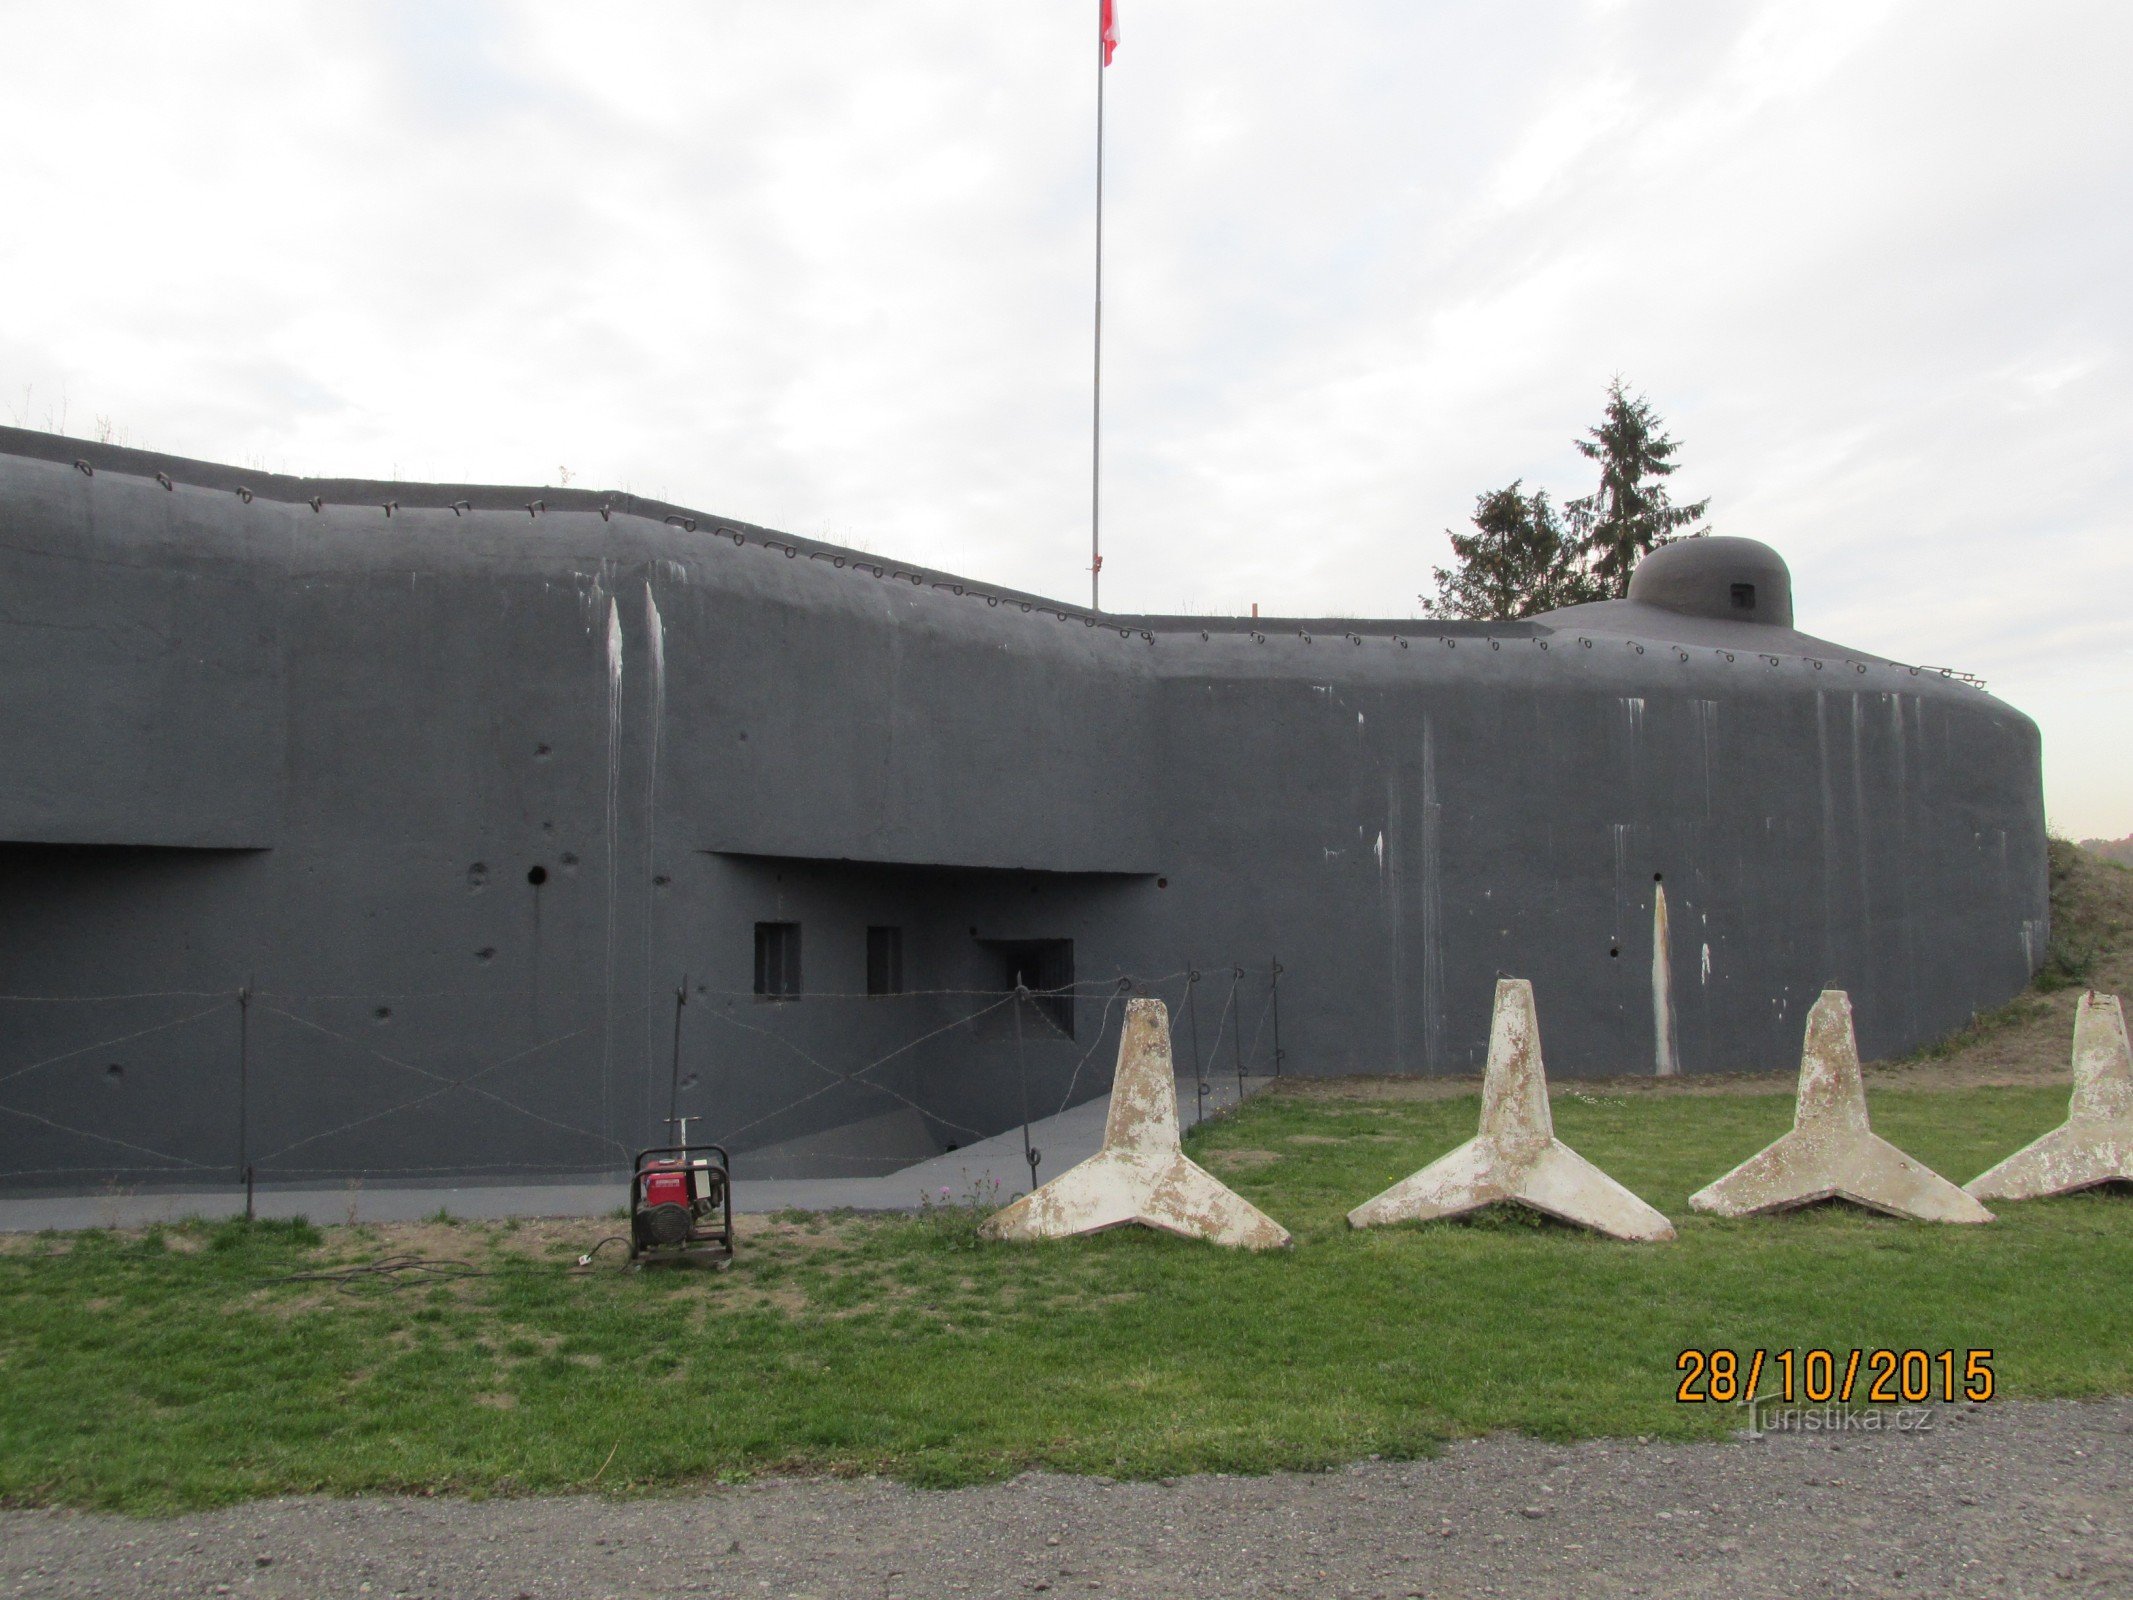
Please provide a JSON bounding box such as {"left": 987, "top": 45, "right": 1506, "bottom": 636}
{"left": 1565, "top": 377, "right": 1710, "bottom": 595}
{"left": 1422, "top": 482, "right": 1607, "bottom": 620}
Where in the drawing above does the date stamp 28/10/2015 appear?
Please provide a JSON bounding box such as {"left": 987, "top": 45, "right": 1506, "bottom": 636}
{"left": 1676, "top": 1347, "right": 1996, "bottom": 1407}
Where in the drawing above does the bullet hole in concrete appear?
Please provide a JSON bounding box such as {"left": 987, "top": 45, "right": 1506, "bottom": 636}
{"left": 1653, "top": 872, "right": 1664, "bottom": 883}
{"left": 653, "top": 874, "right": 671, "bottom": 888}
{"left": 373, "top": 1006, "right": 392, "bottom": 1023}
{"left": 968, "top": 926, "right": 978, "bottom": 937}
{"left": 467, "top": 862, "right": 490, "bottom": 890}
{"left": 679, "top": 1072, "right": 700, "bottom": 1091}
{"left": 1157, "top": 877, "right": 1169, "bottom": 889}
{"left": 527, "top": 865, "right": 549, "bottom": 887}
{"left": 476, "top": 947, "right": 497, "bottom": 963}
{"left": 105, "top": 1062, "right": 124, "bottom": 1085}
{"left": 1609, "top": 947, "right": 1621, "bottom": 958}
{"left": 560, "top": 852, "right": 579, "bottom": 871}
{"left": 944, "top": 1142, "right": 960, "bottom": 1153}
{"left": 534, "top": 743, "right": 553, "bottom": 760}
{"left": 738, "top": 730, "right": 749, "bottom": 742}
{"left": 541, "top": 820, "right": 555, "bottom": 834}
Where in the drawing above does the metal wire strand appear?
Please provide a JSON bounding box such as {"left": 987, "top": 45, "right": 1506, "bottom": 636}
{"left": 250, "top": 1012, "right": 627, "bottom": 1166}
{"left": 705, "top": 991, "right": 1015, "bottom": 1148}
{"left": 1037, "top": 969, "right": 1194, "bottom": 1117}
{"left": 0, "top": 1102, "right": 212, "bottom": 1171}
{"left": 0, "top": 1000, "right": 234, "bottom": 1091}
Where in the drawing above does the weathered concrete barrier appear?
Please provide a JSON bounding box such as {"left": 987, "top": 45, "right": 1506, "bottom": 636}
{"left": 980, "top": 999, "right": 1292, "bottom": 1250}
{"left": 1967, "top": 990, "right": 2133, "bottom": 1201}
{"left": 1345, "top": 979, "right": 1675, "bottom": 1242}
{"left": 1690, "top": 990, "right": 1993, "bottom": 1223}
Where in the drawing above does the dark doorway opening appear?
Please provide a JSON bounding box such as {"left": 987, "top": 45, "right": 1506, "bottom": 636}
{"left": 983, "top": 938, "right": 1074, "bottom": 1039}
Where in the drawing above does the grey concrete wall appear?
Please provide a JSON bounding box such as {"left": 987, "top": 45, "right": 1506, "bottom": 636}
{"left": 0, "top": 427, "right": 2048, "bottom": 1189}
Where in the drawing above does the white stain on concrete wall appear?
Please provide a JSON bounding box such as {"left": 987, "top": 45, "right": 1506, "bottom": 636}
{"left": 1653, "top": 882, "right": 1679, "bottom": 1077}
{"left": 638, "top": 582, "right": 669, "bottom": 1133}
{"left": 601, "top": 594, "right": 624, "bottom": 1143}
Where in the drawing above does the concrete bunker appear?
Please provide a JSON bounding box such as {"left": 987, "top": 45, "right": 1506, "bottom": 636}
{"left": 0, "top": 426, "right": 2049, "bottom": 1188}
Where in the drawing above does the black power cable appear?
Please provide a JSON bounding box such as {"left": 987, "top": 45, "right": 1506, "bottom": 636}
{"left": 255, "top": 1253, "right": 488, "bottom": 1292}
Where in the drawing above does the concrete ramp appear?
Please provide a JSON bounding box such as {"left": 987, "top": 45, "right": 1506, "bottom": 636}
{"left": 1967, "top": 990, "right": 2133, "bottom": 1201}
{"left": 1346, "top": 979, "right": 1675, "bottom": 1242}
{"left": 730, "top": 1107, "right": 944, "bottom": 1181}
{"left": 1690, "top": 990, "right": 1993, "bottom": 1223}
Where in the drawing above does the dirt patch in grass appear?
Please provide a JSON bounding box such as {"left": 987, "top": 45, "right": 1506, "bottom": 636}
{"left": 0, "top": 1234, "right": 73, "bottom": 1257}
{"left": 318, "top": 1220, "right": 495, "bottom": 1265}
{"left": 1203, "top": 1148, "right": 1281, "bottom": 1170}
{"left": 736, "top": 1213, "right": 871, "bottom": 1251}
{"left": 243, "top": 1288, "right": 340, "bottom": 1319}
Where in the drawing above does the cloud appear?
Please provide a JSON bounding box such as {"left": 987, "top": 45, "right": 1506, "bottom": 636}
{"left": 0, "top": 0, "right": 2127, "bottom": 831}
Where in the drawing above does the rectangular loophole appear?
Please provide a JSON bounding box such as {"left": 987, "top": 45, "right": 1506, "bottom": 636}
{"left": 866, "top": 926, "right": 904, "bottom": 996}
{"left": 754, "top": 921, "right": 801, "bottom": 1000}
{"left": 1730, "top": 582, "right": 1756, "bottom": 610}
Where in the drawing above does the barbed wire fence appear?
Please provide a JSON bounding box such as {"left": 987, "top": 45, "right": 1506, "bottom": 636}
{"left": 0, "top": 957, "right": 1287, "bottom": 1209}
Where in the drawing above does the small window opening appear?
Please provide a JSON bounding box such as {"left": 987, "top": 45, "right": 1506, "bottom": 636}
{"left": 867, "top": 926, "right": 905, "bottom": 996}
{"left": 1729, "top": 582, "right": 1756, "bottom": 610}
{"left": 754, "top": 922, "right": 802, "bottom": 1000}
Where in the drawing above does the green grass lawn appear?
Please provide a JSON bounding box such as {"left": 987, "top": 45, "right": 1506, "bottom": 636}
{"left": 3, "top": 1081, "right": 2128, "bottom": 1512}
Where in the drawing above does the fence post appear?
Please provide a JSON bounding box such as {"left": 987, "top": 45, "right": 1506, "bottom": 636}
{"left": 1269, "top": 955, "right": 1284, "bottom": 1077}
{"left": 666, "top": 974, "right": 688, "bottom": 1143}
{"left": 1185, "top": 968, "right": 1205, "bottom": 1126}
{"left": 236, "top": 978, "right": 251, "bottom": 1191}
{"left": 1014, "top": 983, "right": 1040, "bottom": 1191}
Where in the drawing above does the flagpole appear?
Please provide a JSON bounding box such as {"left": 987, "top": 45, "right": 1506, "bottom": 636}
{"left": 1091, "top": 0, "right": 1106, "bottom": 613}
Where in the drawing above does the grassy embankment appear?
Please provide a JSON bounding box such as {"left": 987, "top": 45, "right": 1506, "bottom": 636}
{"left": 0, "top": 846, "right": 2126, "bottom": 1512}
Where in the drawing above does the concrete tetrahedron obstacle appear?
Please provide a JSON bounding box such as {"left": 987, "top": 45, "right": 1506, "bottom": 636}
{"left": 1689, "top": 990, "right": 1994, "bottom": 1223}
{"left": 1966, "top": 991, "right": 2133, "bottom": 1201}
{"left": 1345, "top": 979, "right": 1675, "bottom": 1242}
{"left": 979, "top": 998, "right": 1291, "bottom": 1250}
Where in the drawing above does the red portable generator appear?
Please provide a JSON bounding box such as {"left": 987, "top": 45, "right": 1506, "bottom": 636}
{"left": 628, "top": 1143, "right": 734, "bottom": 1267}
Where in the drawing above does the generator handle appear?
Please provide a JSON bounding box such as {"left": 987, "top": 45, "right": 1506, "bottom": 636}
{"left": 632, "top": 1142, "right": 731, "bottom": 1171}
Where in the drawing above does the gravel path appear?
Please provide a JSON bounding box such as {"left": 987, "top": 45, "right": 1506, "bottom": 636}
{"left": 6, "top": 1399, "right": 2129, "bottom": 1599}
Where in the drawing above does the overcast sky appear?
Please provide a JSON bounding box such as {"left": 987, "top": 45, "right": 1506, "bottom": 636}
{"left": 2, "top": 1, "right": 2127, "bottom": 835}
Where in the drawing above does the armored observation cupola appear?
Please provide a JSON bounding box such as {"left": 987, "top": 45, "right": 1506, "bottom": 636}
{"left": 1627, "top": 535, "right": 1793, "bottom": 627}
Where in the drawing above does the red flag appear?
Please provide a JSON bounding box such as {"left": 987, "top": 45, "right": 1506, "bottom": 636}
{"left": 1101, "top": 0, "right": 1118, "bottom": 66}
